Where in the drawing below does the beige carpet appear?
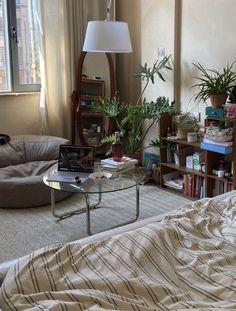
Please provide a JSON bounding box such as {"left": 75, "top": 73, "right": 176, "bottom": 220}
{"left": 0, "top": 184, "right": 193, "bottom": 263}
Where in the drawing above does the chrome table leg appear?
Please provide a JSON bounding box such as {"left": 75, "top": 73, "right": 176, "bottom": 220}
{"left": 51, "top": 188, "right": 102, "bottom": 222}
{"left": 50, "top": 183, "right": 140, "bottom": 236}
{"left": 97, "top": 183, "right": 140, "bottom": 233}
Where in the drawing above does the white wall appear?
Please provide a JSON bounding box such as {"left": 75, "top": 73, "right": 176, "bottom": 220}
{"left": 141, "top": 0, "right": 175, "bottom": 151}
{"left": 181, "top": 0, "right": 236, "bottom": 119}
{"left": 0, "top": 94, "right": 40, "bottom": 136}
{"left": 116, "top": 0, "right": 141, "bottom": 105}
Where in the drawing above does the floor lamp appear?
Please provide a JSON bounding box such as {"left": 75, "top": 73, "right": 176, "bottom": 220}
{"left": 71, "top": 11, "right": 132, "bottom": 144}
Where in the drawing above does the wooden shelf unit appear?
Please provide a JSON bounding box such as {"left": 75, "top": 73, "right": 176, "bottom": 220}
{"left": 159, "top": 113, "right": 236, "bottom": 198}
{"left": 71, "top": 78, "right": 113, "bottom": 153}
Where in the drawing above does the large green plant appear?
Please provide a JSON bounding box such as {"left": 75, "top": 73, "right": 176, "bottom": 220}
{"left": 91, "top": 56, "right": 174, "bottom": 155}
{"left": 192, "top": 62, "right": 236, "bottom": 103}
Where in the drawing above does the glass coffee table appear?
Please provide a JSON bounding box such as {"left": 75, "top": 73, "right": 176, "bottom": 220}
{"left": 43, "top": 168, "right": 146, "bottom": 235}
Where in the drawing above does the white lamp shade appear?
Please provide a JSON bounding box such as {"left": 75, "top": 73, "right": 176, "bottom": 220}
{"left": 83, "top": 21, "right": 132, "bottom": 53}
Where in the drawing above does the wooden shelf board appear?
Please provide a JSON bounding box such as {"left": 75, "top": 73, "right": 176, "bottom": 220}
{"left": 80, "top": 95, "right": 100, "bottom": 100}
{"left": 162, "top": 185, "right": 197, "bottom": 200}
{"left": 207, "top": 174, "right": 233, "bottom": 184}
{"left": 160, "top": 162, "right": 205, "bottom": 177}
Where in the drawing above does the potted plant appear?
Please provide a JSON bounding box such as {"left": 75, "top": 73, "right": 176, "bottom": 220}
{"left": 192, "top": 61, "right": 236, "bottom": 108}
{"left": 175, "top": 113, "right": 199, "bottom": 139}
{"left": 91, "top": 56, "right": 174, "bottom": 157}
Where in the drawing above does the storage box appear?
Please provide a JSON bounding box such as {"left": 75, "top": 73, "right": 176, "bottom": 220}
{"left": 205, "top": 107, "right": 224, "bottom": 118}
{"left": 193, "top": 153, "right": 204, "bottom": 171}
{"left": 200, "top": 142, "right": 233, "bottom": 155}
{"left": 186, "top": 155, "right": 194, "bottom": 169}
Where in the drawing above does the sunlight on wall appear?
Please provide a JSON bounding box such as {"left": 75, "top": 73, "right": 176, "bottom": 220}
{"left": 0, "top": 94, "right": 40, "bottom": 135}
{"left": 181, "top": 0, "right": 236, "bottom": 119}
{"left": 141, "top": 0, "right": 175, "bottom": 152}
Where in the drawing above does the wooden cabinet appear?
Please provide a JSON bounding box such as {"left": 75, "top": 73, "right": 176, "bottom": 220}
{"left": 159, "top": 113, "right": 236, "bottom": 198}
{"left": 71, "top": 78, "right": 113, "bottom": 153}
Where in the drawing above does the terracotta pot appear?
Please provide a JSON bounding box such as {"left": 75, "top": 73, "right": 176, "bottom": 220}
{"left": 210, "top": 94, "right": 228, "bottom": 108}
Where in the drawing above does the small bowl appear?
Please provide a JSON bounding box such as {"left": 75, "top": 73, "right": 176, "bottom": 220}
{"left": 89, "top": 171, "right": 112, "bottom": 181}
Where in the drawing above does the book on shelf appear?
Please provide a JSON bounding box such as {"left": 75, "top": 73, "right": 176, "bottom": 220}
{"left": 172, "top": 145, "right": 195, "bottom": 166}
{"left": 200, "top": 178, "right": 205, "bottom": 199}
{"left": 173, "top": 152, "right": 180, "bottom": 166}
{"left": 183, "top": 174, "right": 188, "bottom": 195}
{"left": 100, "top": 156, "right": 138, "bottom": 171}
{"left": 213, "top": 180, "right": 233, "bottom": 196}
{"left": 194, "top": 175, "right": 199, "bottom": 197}
{"left": 143, "top": 151, "right": 160, "bottom": 169}
{"left": 180, "top": 145, "right": 195, "bottom": 166}
{"left": 183, "top": 174, "right": 194, "bottom": 197}
{"left": 183, "top": 174, "right": 205, "bottom": 198}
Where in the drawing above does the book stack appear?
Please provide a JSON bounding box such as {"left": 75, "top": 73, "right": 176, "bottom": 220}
{"left": 100, "top": 157, "right": 139, "bottom": 177}
{"left": 183, "top": 174, "right": 205, "bottom": 198}
{"left": 201, "top": 138, "right": 233, "bottom": 154}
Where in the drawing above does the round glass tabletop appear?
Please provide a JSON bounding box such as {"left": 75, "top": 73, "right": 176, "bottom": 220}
{"left": 43, "top": 167, "right": 147, "bottom": 194}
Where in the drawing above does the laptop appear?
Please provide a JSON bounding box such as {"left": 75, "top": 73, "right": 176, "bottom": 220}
{"left": 46, "top": 145, "right": 95, "bottom": 183}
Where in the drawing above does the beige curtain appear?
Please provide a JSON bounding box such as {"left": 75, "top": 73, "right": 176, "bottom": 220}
{"left": 37, "top": 0, "right": 85, "bottom": 138}
{"left": 37, "top": 0, "right": 108, "bottom": 139}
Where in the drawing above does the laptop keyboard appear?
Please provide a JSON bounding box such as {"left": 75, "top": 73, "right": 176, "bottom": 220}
{"left": 46, "top": 171, "right": 90, "bottom": 182}
{"left": 54, "top": 171, "right": 78, "bottom": 177}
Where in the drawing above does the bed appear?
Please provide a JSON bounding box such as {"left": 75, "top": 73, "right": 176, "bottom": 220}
{"left": 0, "top": 191, "right": 236, "bottom": 310}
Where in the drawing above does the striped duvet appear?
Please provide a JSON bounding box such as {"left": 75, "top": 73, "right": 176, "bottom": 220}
{"left": 1, "top": 197, "right": 236, "bottom": 310}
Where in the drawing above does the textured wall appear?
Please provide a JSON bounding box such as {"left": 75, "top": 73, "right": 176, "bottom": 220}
{"left": 0, "top": 94, "right": 40, "bottom": 136}
{"left": 180, "top": 0, "right": 236, "bottom": 118}
{"left": 116, "top": 0, "right": 141, "bottom": 105}
{"left": 141, "top": 0, "right": 175, "bottom": 151}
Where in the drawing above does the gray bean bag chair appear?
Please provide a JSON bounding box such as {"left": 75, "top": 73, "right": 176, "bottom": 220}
{"left": 0, "top": 135, "right": 71, "bottom": 208}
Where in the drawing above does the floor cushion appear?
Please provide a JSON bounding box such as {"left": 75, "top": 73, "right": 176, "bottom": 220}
{"left": 0, "top": 135, "right": 71, "bottom": 208}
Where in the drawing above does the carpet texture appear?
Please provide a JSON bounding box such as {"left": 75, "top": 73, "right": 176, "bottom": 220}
{"left": 0, "top": 184, "right": 192, "bottom": 263}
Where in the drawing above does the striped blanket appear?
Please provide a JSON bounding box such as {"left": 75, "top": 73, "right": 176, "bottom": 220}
{"left": 1, "top": 197, "right": 236, "bottom": 310}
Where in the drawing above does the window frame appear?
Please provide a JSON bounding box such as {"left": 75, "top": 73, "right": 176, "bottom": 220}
{"left": 6, "top": 0, "right": 40, "bottom": 93}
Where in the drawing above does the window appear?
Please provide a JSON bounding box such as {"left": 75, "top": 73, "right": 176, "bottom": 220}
{"left": 0, "top": 0, "right": 40, "bottom": 93}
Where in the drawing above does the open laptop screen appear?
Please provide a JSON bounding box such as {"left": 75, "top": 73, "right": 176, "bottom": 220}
{"left": 58, "top": 145, "right": 95, "bottom": 173}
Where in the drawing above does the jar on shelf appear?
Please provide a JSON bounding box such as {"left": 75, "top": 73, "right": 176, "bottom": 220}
{"left": 167, "top": 127, "right": 171, "bottom": 138}
{"left": 187, "top": 132, "right": 197, "bottom": 143}
{"left": 217, "top": 160, "right": 225, "bottom": 178}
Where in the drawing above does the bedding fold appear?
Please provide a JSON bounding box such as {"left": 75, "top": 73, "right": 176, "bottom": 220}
{"left": 1, "top": 197, "right": 236, "bottom": 310}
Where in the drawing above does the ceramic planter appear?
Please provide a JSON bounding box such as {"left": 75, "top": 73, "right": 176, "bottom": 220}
{"left": 210, "top": 94, "right": 228, "bottom": 108}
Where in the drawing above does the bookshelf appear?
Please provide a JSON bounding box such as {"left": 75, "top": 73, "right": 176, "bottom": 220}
{"left": 71, "top": 79, "right": 113, "bottom": 153}
{"left": 159, "top": 113, "right": 236, "bottom": 198}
